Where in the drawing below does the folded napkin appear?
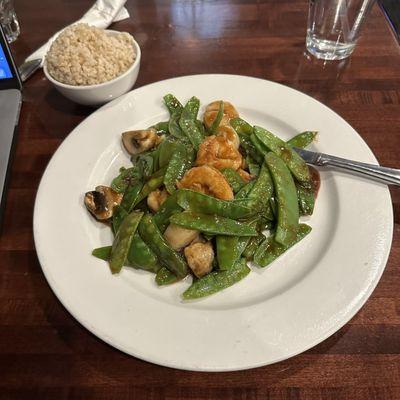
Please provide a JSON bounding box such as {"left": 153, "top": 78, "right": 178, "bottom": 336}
{"left": 25, "top": 0, "right": 130, "bottom": 66}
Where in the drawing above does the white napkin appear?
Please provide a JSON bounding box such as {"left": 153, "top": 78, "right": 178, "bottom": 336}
{"left": 25, "top": 0, "right": 130, "bottom": 66}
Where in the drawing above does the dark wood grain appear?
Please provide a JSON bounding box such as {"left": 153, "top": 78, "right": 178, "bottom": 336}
{"left": 1, "top": 1, "right": 399, "bottom": 399}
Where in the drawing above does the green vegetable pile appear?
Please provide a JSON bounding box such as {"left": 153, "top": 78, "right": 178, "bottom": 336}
{"left": 87, "top": 94, "right": 319, "bottom": 300}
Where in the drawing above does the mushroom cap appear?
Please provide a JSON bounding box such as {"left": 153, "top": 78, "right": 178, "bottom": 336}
{"left": 121, "top": 128, "right": 160, "bottom": 155}
{"left": 84, "top": 185, "right": 122, "bottom": 220}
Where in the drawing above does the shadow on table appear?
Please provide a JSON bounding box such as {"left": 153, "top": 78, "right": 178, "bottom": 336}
{"left": 43, "top": 87, "right": 96, "bottom": 116}
{"left": 291, "top": 50, "right": 352, "bottom": 105}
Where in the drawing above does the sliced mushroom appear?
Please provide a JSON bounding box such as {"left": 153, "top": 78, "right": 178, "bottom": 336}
{"left": 121, "top": 128, "right": 161, "bottom": 155}
{"left": 163, "top": 224, "right": 199, "bottom": 250}
{"left": 147, "top": 188, "right": 168, "bottom": 213}
{"left": 84, "top": 185, "right": 122, "bottom": 220}
{"left": 184, "top": 241, "right": 214, "bottom": 278}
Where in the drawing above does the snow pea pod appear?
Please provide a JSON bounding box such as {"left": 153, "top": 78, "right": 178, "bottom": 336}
{"left": 134, "top": 171, "right": 165, "bottom": 206}
{"left": 182, "top": 258, "right": 250, "bottom": 299}
{"left": 92, "top": 246, "right": 112, "bottom": 261}
{"left": 170, "top": 211, "right": 258, "bottom": 236}
{"left": 254, "top": 224, "right": 311, "bottom": 267}
{"left": 248, "top": 162, "right": 274, "bottom": 210}
{"left": 179, "top": 97, "right": 204, "bottom": 149}
{"left": 176, "top": 189, "right": 254, "bottom": 219}
{"left": 138, "top": 213, "right": 188, "bottom": 279}
{"left": 235, "top": 131, "right": 263, "bottom": 164}
{"left": 134, "top": 153, "right": 154, "bottom": 179}
{"left": 243, "top": 234, "right": 265, "bottom": 261}
{"left": 217, "top": 218, "right": 257, "bottom": 270}
{"left": 230, "top": 117, "right": 253, "bottom": 135}
{"left": 158, "top": 137, "right": 178, "bottom": 168}
{"left": 126, "top": 233, "right": 161, "bottom": 273}
{"left": 220, "top": 168, "right": 246, "bottom": 193}
{"left": 164, "top": 144, "right": 194, "bottom": 194}
{"left": 237, "top": 218, "right": 259, "bottom": 255}
{"left": 235, "top": 180, "right": 255, "bottom": 200}
{"left": 112, "top": 205, "right": 128, "bottom": 234}
{"left": 111, "top": 166, "right": 141, "bottom": 193}
{"left": 297, "top": 184, "right": 315, "bottom": 216}
{"left": 155, "top": 266, "right": 179, "bottom": 286}
{"left": 153, "top": 191, "right": 183, "bottom": 232}
{"left": 109, "top": 211, "right": 144, "bottom": 274}
{"left": 92, "top": 236, "right": 160, "bottom": 273}
{"left": 209, "top": 100, "right": 224, "bottom": 134}
{"left": 164, "top": 94, "right": 188, "bottom": 140}
{"left": 250, "top": 132, "right": 269, "bottom": 157}
{"left": 259, "top": 208, "right": 275, "bottom": 227}
{"left": 164, "top": 94, "right": 183, "bottom": 115}
{"left": 254, "top": 126, "right": 310, "bottom": 184}
{"left": 246, "top": 156, "right": 260, "bottom": 177}
{"left": 149, "top": 166, "right": 167, "bottom": 179}
{"left": 287, "top": 131, "right": 317, "bottom": 149}
{"left": 169, "top": 112, "right": 187, "bottom": 141}
{"left": 265, "top": 152, "right": 299, "bottom": 246}
{"left": 121, "top": 181, "right": 143, "bottom": 213}
{"left": 216, "top": 235, "right": 239, "bottom": 270}
{"left": 131, "top": 146, "right": 160, "bottom": 175}
{"left": 196, "top": 120, "right": 206, "bottom": 137}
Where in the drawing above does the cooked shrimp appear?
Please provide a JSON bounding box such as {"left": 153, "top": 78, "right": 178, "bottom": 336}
{"left": 177, "top": 165, "right": 234, "bottom": 200}
{"left": 147, "top": 188, "right": 168, "bottom": 213}
{"left": 203, "top": 100, "right": 239, "bottom": 129}
{"left": 237, "top": 169, "right": 253, "bottom": 182}
{"left": 184, "top": 241, "right": 214, "bottom": 278}
{"left": 195, "top": 135, "right": 242, "bottom": 171}
{"left": 216, "top": 125, "right": 240, "bottom": 149}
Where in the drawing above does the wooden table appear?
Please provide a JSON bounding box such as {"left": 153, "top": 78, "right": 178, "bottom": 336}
{"left": 1, "top": 1, "right": 399, "bottom": 398}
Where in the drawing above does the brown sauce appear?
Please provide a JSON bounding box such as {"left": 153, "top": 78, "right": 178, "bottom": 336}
{"left": 308, "top": 165, "right": 321, "bottom": 197}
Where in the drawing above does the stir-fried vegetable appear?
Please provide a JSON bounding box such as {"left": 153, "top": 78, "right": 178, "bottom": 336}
{"left": 265, "top": 152, "right": 299, "bottom": 246}
{"left": 109, "top": 211, "right": 143, "bottom": 274}
{"left": 84, "top": 94, "right": 320, "bottom": 300}
{"left": 254, "top": 126, "right": 311, "bottom": 184}
{"left": 170, "top": 211, "right": 258, "bottom": 236}
{"left": 179, "top": 96, "right": 204, "bottom": 149}
{"left": 182, "top": 258, "right": 250, "bottom": 300}
{"left": 254, "top": 224, "right": 312, "bottom": 267}
{"left": 138, "top": 213, "right": 189, "bottom": 279}
{"left": 176, "top": 189, "right": 253, "bottom": 219}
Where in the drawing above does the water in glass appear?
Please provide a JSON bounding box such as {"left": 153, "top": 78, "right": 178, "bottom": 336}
{"left": 306, "top": 0, "right": 375, "bottom": 60}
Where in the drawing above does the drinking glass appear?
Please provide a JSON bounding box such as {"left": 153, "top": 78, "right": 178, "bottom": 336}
{"left": 306, "top": 0, "right": 375, "bottom": 60}
{"left": 0, "top": 0, "right": 20, "bottom": 43}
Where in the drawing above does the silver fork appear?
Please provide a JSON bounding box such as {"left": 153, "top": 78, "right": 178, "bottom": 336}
{"left": 294, "top": 147, "right": 400, "bottom": 186}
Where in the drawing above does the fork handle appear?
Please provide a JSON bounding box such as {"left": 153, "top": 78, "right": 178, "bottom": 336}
{"left": 317, "top": 153, "right": 400, "bottom": 186}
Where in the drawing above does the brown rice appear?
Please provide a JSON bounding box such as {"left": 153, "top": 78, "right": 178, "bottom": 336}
{"left": 46, "top": 23, "right": 136, "bottom": 86}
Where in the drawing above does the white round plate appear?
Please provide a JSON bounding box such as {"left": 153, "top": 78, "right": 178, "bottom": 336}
{"left": 34, "top": 74, "right": 393, "bottom": 371}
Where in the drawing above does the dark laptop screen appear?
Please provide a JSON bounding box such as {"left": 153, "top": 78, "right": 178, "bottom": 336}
{"left": 0, "top": 43, "right": 13, "bottom": 79}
